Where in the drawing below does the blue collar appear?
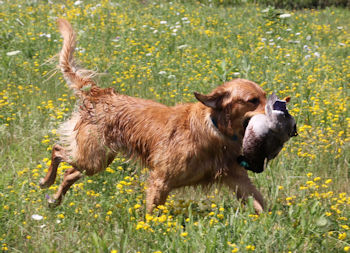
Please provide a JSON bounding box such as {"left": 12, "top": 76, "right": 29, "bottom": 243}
{"left": 211, "top": 116, "right": 238, "bottom": 141}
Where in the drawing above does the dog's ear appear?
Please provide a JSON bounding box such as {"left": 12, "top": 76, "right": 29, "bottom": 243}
{"left": 194, "top": 91, "right": 228, "bottom": 109}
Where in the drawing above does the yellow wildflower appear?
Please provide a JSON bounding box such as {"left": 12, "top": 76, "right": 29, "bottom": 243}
{"left": 338, "top": 232, "right": 346, "bottom": 240}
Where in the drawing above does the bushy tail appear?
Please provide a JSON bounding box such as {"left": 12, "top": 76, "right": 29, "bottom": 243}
{"left": 57, "top": 18, "right": 96, "bottom": 96}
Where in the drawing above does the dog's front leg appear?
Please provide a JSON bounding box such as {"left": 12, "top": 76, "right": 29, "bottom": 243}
{"left": 48, "top": 167, "right": 83, "bottom": 207}
{"left": 146, "top": 172, "right": 170, "bottom": 213}
{"left": 39, "top": 144, "right": 66, "bottom": 189}
{"left": 223, "top": 170, "right": 264, "bottom": 213}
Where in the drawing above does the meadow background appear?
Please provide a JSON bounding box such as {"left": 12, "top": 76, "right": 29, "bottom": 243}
{"left": 0, "top": 0, "right": 349, "bottom": 252}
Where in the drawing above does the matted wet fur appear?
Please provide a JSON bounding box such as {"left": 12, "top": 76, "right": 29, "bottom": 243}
{"left": 39, "top": 19, "right": 267, "bottom": 213}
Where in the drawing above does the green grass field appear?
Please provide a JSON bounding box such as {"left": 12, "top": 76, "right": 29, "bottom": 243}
{"left": 0, "top": 0, "right": 349, "bottom": 252}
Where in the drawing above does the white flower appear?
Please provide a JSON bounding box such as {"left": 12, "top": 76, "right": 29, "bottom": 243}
{"left": 74, "top": 0, "right": 83, "bottom": 6}
{"left": 40, "top": 33, "right": 51, "bottom": 38}
{"left": 16, "top": 18, "right": 24, "bottom": 26}
{"left": 160, "top": 20, "right": 167, "bottom": 24}
{"left": 31, "top": 214, "right": 43, "bottom": 220}
{"left": 314, "top": 52, "right": 320, "bottom": 58}
{"left": 279, "top": 13, "right": 291, "bottom": 19}
{"left": 306, "top": 35, "right": 311, "bottom": 41}
{"left": 6, "top": 50, "right": 21, "bottom": 56}
{"left": 177, "top": 44, "right": 188, "bottom": 49}
{"left": 158, "top": 71, "right": 166, "bottom": 75}
{"left": 233, "top": 72, "right": 240, "bottom": 76}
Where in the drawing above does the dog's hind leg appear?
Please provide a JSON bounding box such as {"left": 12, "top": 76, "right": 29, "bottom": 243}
{"left": 39, "top": 144, "right": 67, "bottom": 189}
{"left": 146, "top": 174, "right": 170, "bottom": 213}
{"left": 47, "top": 167, "right": 83, "bottom": 207}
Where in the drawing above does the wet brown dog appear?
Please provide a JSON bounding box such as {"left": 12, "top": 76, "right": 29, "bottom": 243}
{"left": 39, "top": 19, "right": 267, "bottom": 213}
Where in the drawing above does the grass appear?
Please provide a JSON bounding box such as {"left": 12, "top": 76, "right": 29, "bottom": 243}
{"left": 0, "top": 0, "right": 349, "bottom": 252}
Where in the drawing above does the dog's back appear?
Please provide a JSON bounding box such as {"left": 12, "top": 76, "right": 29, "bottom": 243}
{"left": 56, "top": 18, "right": 234, "bottom": 178}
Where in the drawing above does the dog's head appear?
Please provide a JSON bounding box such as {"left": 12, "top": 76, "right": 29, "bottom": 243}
{"left": 194, "top": 78, "right": 266, "bottom": 139}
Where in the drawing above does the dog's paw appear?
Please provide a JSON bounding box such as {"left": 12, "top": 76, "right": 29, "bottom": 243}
{"left": 39, "top": 178, "right": 49, "bottom": 189}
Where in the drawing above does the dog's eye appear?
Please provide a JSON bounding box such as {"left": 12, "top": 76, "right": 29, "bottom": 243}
{"left": 248, "top": 98, "right": 259, "bottom": 105}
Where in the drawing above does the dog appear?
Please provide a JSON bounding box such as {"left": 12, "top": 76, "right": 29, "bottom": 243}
{"left": 39, "top": 19, "right": 267, "bottom": 213}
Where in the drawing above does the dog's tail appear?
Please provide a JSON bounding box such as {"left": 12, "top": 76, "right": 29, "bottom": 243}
{"left": 57, "top": 18, "right": 96, "bottom": 96}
